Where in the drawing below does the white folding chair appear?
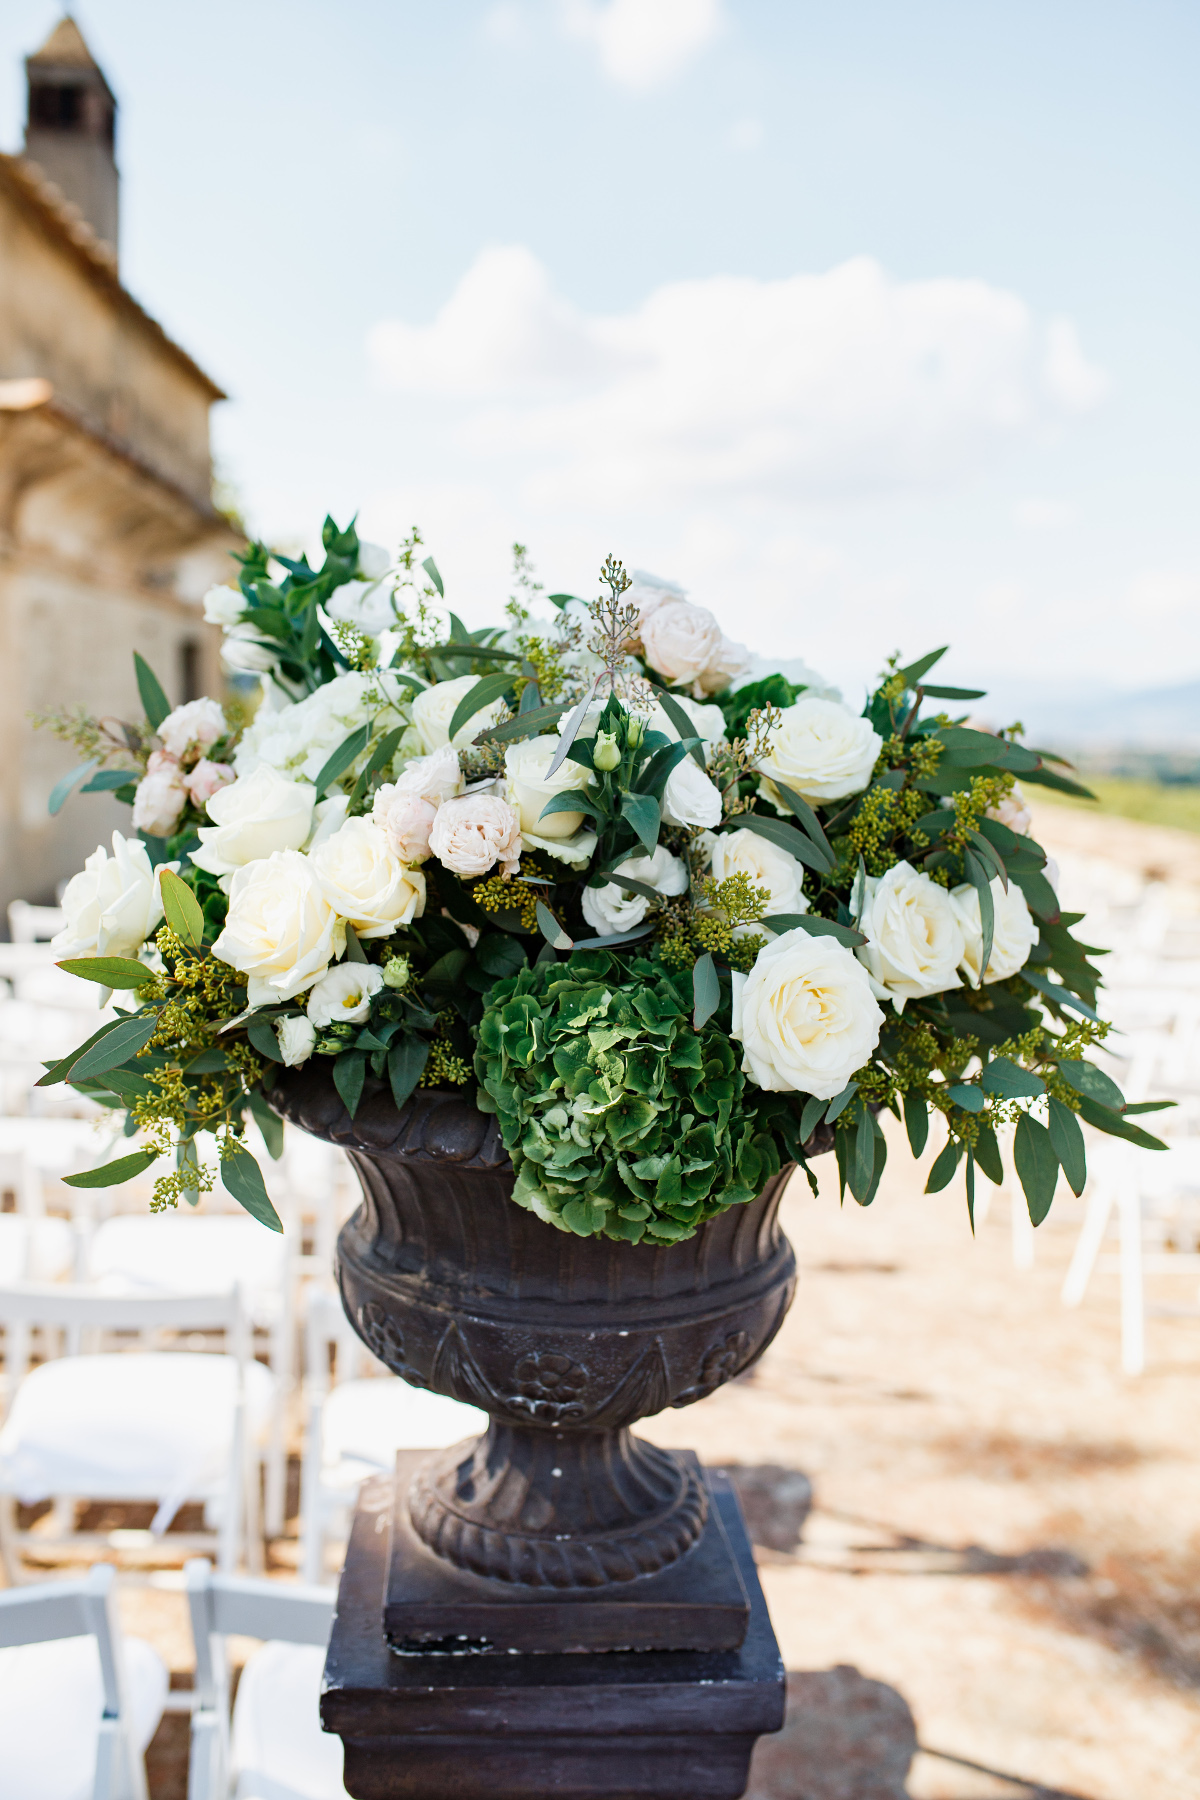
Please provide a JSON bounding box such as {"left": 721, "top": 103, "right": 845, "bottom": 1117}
{"left": 0, "top": 1285, "right": 274, "bottom": 1580}
{"left": 184, "top": 1557, "right": 345, "bottom": 1800}
{"left": 0, "top": 1561, "right": 167, "bottom": 1800}
{"left": 8, "top": 899, "right": 65, "bottom": 943}
{"left": 298, "top": 1288, "right": 485, "bottom": 1584}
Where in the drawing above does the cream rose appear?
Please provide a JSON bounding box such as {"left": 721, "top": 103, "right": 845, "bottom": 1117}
{"left": 131, "top": 751, "right": 187, "bottom": 837}
{"left": 185, "top": 759, "right": 235, "bottom": 809}
{"left": 580, "top": 846, "right": 689, "bottom": 935}
{"left": 709, "top": 828, "right": 808, "bottom": 918}
{"left": 640, "top": 599, "right": 722, "bottom": 688}
{"left": 306, "top": 962, "right": 385, "bottom": 1028}
{"left": 505, "top": 735, "right": 596, "bottom": 845}
{"left": 429, "top": 793, "right": 523, "bottom": 879}
{"left": 158, "top": 697, "right": 225, "bottom": 760}
{"left": 52, "top": 832, "right": 177, "bottom": 961}
{"left": 950, "top": 878, "right": 1039, "bottom": 987}
{"left": 309, "top": 817, "right": 426, "bottom": 937}
{"left": 190, "top": 765, "right": 316, "bottom": 879}
{"left": 211, "top": 849, "right": 343, "bottom": 1005}
{"left": 757, "top": 697, "right": 882, "bottom": 806}
{"left": 987, "top": 785, "right": 1033, "bottom": 837}
{"left": 695, "top": 635, "right": 751, "bottom": 697}
{"left": 393, "top": 745, "right": 463, "bottom": 807}
{"left": 411, "top": 675, "right": 506, "bottom": 754}
{"left": 276, "top": 1015, "right": 316, "bottom": 1067}
{"left": 371, "top": 786, "right": 437, "bottom": 863}
{"left": 732, "top": 931, "right": 884, "bottom": 1098}
{"left": 855, "top": 862, "right": 965, "bottom": 1011}
{"left": 661, "top": 756, "right": 722, "bottom": 829}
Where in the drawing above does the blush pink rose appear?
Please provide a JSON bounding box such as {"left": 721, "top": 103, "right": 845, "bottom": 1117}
{"left": 185, "top": 758, "right": 235, "bottom": 808}
{"left": 372, "top": 784, "right": 438, "bottom": 863}
{"left": 132, "top": 750, "right": 187, "bottom": 837}
{"left": 428, "top": 793, "right": 522, "bottom": 879}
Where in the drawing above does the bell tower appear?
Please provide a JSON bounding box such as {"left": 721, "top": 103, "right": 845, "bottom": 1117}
{"left": 23, "top": 14, "right": 119, "bottom": 261}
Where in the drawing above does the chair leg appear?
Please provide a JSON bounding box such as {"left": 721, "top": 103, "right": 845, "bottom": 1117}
{"left": 1119, "top": 1184, "right": 1146, "bottom": 1377}
{"left": 0, "top": 1492, "right": 23, "bottom": 1584}
{"left": 1061, "top": 1182, "right": 1113, "bottom": 1307}
{"left": 299, "top": 1398, "right": 325, "bottom": 1586}
{"left": 245, "top": 1452, "right": 265, "bottom": 1576}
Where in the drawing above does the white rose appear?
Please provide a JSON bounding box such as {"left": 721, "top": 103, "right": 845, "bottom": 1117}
{"left": 52, "top": 832, "right": 177, "bottom": 960}
{"left": 191, "top": 765, "right": 316, "bottom": 878}
{"left": 393, "top": 744, "right": 463, "bottom": 807}
{"left": 357, "top": 541, "right": 392, "bottom": 581}
{"left": 855, "top": 862, "right": 965, "bottom": 1011}
{"left": 325, "top": 579, "right": 396, "bottom": 638}
{"left": 640, "top": 600, "right": 722, "bottom": 688}
{"left": 131, "top": 751, "right": 188, "bottom": 837}
{"left": 411, "top": 674, "right": 506, "bottom": 754}
{"left": 951, "top": 878, "right": 1039, "bottom": 988}
{"left": 211, "top": 849, "right": 343, "bottom": 1005}
{"left": 309, "top": 817, "right": 426, "bottom": 938}
{"left": 757, "top": 697, "right": 882, "bottom": 806}
{"left": 276, "top": 1015, "right": 316, "bottom": 1067}
{"left": 429, "top": 793, "right": 523, "bottom": 879}
{"left": 710, "top": 828, "right": 808, "bottom": 918}
{"left": 580, "top": 846, "right": 689, "bottom": 935}
{"left": 221, "top": 622, "right": 279, "bottom": 674}
{"left": 987, "top": 784, "right": 1033, "bottom": 837}
{"left": 646, "top": 695, "right": 728, "bottom": 764}
{"left": 733, "top": 931, "right": 884, "bottom": 1098}
{"left": 696, "top": 636, "right": 751, "bottom": 697}
{"left": 306, "top": 962, "right": 385, "bottom": 1028}
{"left": 203, "top": 584, "right": 244, "bottom": 627}
{"left": 371, "top": 786, "right": 437, "bottom": 862}
{"left": 661, "top": 756, "right": 722, "bottom": 829}
{"left": 505, "top": 735, "right": 595, "bottom": 843}
{"left": 158, "top": 698, "right": 225, "bottom": 760}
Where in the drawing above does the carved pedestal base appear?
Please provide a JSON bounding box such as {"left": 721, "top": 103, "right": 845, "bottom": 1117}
{"left": 322, "top": 1462, "right": 786, "bottom": 1800}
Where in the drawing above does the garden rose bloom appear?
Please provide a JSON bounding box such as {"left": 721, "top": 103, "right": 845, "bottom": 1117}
{"left": 371, "top": 786, "right": 437, "bottom": 863}
{"left": 505, "top": 736, "right": 595, "bottom": 845}
{"left": 429, "top": 793, "right": 523, "bottom": 878}
{"left": 855, "top": 862, "right": 965, "bottom": 1011}
{"left": 202, "top": 584, "right": 244, "bottom": 627}
{"left": 661, "top": 757, "right": 723, "bottom": 829}
{"left": 709, "top": 828, "right": 808, "bottom": 918}
{"left": 640, "top": 600, "right": 722, "bottom": 688}
{"left": 132, "top": 751, "right": 187, "bottom": 837}
{"left": 392, "top": 744, "right": 463, "bottom": 807}
{"left": 950, "top": 878, "right": 1039, "bottom": 987}
{"left": 276, "top": 1015, "right": 316, "bottom": 1067}
{"left": 191, "top": 765, "right": 316, "bottom": 879}
{"left": 411, "top": 674, "right": 506, "bottom": 754}
{"left": 580, "top": 846, "right": 689, "bottom": 935}
{"left": 310, "top": 817, "right": 426, "bottom": 937}
{"left": 695, "top": 635, "right": 751, "bottom": 697}
{"left": 185, "top": 759, "right": 235, "bottom": 809}
{"left": 986, "top": 784, "right": 1033, "bottom": 837}
{"left": 211, "top": 849, "right": 343, "bottom": 1005}
{"left": 306, "top": 962, "right": 385, "bottom": 1028}
{"left": 158, "top": 698, "right": 225, "bottom": 760}
{"left": 757, "top": 697, "right": 882, "bottom": 806}
{"left": 732, "top": 931, "right": 884, "bottom": 1098}
{"left": 52, "top": 832, "right": 176, "bottom": 960}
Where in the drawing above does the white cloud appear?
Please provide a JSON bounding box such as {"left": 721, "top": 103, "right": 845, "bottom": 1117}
{"left": 559, "top": 0, "right": 725, "bottom": 91}
{"left": 1013, "top": 497, "right": 1077, "bottom": 530}
{"left": 368, "top": 246, "right": 1108, "bottom": 508}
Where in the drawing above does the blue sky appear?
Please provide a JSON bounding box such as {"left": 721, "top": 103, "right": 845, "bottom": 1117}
{"left": 3, "top": 1, "right": 1198, "bottom": 708}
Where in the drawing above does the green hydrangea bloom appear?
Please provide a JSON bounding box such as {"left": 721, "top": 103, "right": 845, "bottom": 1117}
{"left": 474, "top": 950, "right": 781, "bottom": 1245}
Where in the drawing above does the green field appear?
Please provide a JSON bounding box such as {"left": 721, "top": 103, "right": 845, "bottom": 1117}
{"left": 1034, "top": 775, "right": 1200, "bottom": 835}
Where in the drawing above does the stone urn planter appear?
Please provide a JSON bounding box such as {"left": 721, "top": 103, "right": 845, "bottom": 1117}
{"left": 272, "top": 1066, "right": 812, "bottom": 1655}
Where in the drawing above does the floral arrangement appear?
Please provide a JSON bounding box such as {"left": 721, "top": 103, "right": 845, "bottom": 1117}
{"left": 39, "top": 517, "right": 1167, "bottom": 1237}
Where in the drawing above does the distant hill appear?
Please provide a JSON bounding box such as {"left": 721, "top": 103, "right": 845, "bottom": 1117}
{"left": 976, "top": 678, "right": 1200, "bottom": 753}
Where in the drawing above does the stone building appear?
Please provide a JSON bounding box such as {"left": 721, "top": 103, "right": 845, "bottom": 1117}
{"left": 0, "top": 16, "right": 237, "bottom": 912}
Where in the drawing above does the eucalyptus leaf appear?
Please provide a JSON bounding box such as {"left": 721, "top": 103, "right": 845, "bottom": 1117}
{"left": 925, "top": 1137, "right": 962, "bottom": 1193}
{"left": 1047, "top": 1096, "right": 1087, "bottom": 1196}
{"left": 388, "top": 1035, "right": 429, "bottom": 1110}
{"left": 58, "top": 957, "right": 149, "bottom": 990}
{"left": 63, "top": 1149, "right": 160, "bottom": 1190}
{"left": 134, "top": 653, "right": 170, "bottom": 730}
{"left": 903, "top": 1090, "right": 929, "bottom": 1156}
{"left": 421, "top": 555, "right": 444, "bottom": 597}
{"left": 48, "top": 758, "right": 100, "bottom": 817}
{"left": 221, "top": 1148, "right": 283, "bottom": 1232}
{"left": 649, "top": 685, "right": 707, "bottom": 768}
{"left": 447, "top": 672, "right": 515, "bottom": 745}
{"left": 734, "top": 814, "right": 831, "bottom": 874}
{"left": 536, "top": 900, "right": 573, "bottom": 951}
{"left": 313, "top": 722, "right": 372, "bottom": 797}
{"left": 70, "top": 1011, "right": 158, "bottom": 1082}
{"left": 692, "top": 953, "right": 719, "bottom": 1029}
{"left": 1014, "top": 1112, "right": 1058, "bottom": 1224}
{"left": 332, "top": 1050, "right": 367, "bottom": 1119}
{"left": 159, "top": 869, "right": 205, "bottom": 948}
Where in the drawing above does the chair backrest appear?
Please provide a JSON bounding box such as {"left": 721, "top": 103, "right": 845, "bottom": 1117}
{"left": 7, "top": 901, "right": 64, "bottom": 944}
{"left": 305, "top": 1286, "right": 365, "bottom": 1402}
{"left": 0, "top": 1283, "right": 248, "bottom": 1393}
{"left": 0, "top": 1561, "right": 128, "bottom": 1709}
{"left": 184, "top": 1558, "right": 333, "bottom": 1712}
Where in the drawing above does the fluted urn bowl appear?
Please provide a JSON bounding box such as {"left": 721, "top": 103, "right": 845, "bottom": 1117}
{"left": 272, "top": 1068, "right": 805, "bottom": 1599}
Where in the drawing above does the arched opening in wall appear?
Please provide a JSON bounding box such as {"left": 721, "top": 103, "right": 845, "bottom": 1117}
{"left": 179, "top": 638, "right": 201, "bottom": 704}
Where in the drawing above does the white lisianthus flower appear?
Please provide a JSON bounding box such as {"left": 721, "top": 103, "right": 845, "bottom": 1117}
{"left": 306, "top": 962, "right": 385, "bottom": 1028}
{"left": 234, "top": 671, "right": 409, "bottom": 784}
{"left": 392, "top": 744, "right": 463, "bottom": 807}
{"left": 309, "top": 817, "right": 426, "bottom": 937}
{"left": 371, "top": 787, "right": 437, "bottom": 863}
{"left": 986, "top": 784, "right": 1033, "bottom": 837}
{"left": 505, "top": 735, "right": 596, "bottom": 847}
{"left": 52, "top": 832, "right": 177, "bottom": 960}
{"left": 732, "top": 931, "right": 885, "bottom": 1098}
{"left": 276, "top": 1015, "right": 317, "bottom": 1067}
{"left": 757, "top": 697, "right": 882, "bottom": 806}
{"left": 580, "top": 846, "right": 689, "bottom": 936}
{"left": 411, "top": 674, "right": 506, "bottom": 755}
{"left": 695, "top": 635, "right": 751, "bottom": 697}
{"left": 661, "top": 757, "right": 722, "bottom": 829}
{"left": 325, "top": 579, "right": 396, "bottom": 639}
{"left": 220, "top": 622, "right": 279, "bottom": 675}
{"left": 709, "top": 828, "right": 808, "bottom": 918}
{"left": 855, "top": 862, "right": 965, "bottom": 1011}
{"left": 158, "top": 698, "right": 225, "bottom": 760}
{"left": 640, "top": 600, "right": 722, "bottom": 688}
{"left": 356, "top": 541, "right": 392, "bottom": 581}
{"left": 185, "top": 759, "right": 235, "bottom": 809}
{"left": 132, "top": 751, "right": 188, "bottom": 838}
{"left": 211, "top": 849, "right": 343, "bottom": 1005}
{"left": 202, "top": 584, "right": 244, "bottom": 627}
{"left": 429, "top": 793, "right": 523, "bottom": 879}
{"left": 191, "top": 765, "right": 316, "bottom": 879}
{"left": 646, "top": 695, "right": 728, "bottom": 764}
{"left": 950, "top": 878, "right": 1039, "bottom": 988}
